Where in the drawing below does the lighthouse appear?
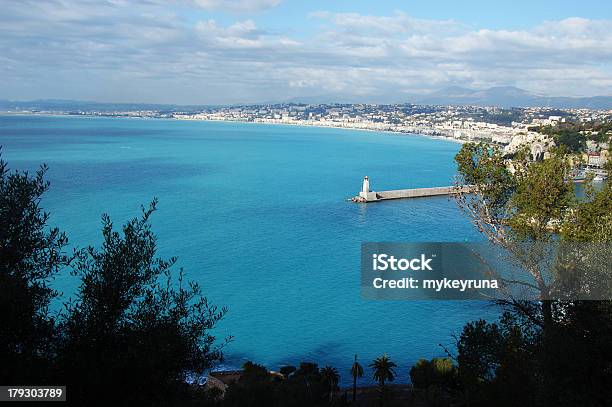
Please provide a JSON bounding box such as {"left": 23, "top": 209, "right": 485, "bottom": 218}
{"left": 358, "top": 176, "right": 376, "bottom": 201}
{"left": 362, "top": 176, "right": 370, "bottom": 194}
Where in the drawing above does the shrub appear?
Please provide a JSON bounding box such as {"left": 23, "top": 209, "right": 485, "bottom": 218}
{"left": 410, "top": 358, "right": 457, "bottom": 389}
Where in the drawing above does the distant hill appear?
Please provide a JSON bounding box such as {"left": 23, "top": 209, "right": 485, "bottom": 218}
{"left": 410, "top": 86, "right": 612, "bottom": 109}
{"left": 2, "top": 87, "right": 611, "bottom": 111}
{"left": 288, "top": 86, "right": 612, "bottom": 109}
{"left": 0, "top": 99, "right": 213, "bottom": 113}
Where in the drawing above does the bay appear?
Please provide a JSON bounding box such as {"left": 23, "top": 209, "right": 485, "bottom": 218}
{"left": 0, "top": 115, "right": 499, "bottom": 385}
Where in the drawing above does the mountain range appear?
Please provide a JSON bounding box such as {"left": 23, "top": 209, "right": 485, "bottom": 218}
{"left": 409, "top": 86, "right": 612, "bottom": 109}
{"left": 287, "top": 86, "right": 612, "bottom": 109}
{"left": 1, "top": 87, "right": 611, "bottom": 111}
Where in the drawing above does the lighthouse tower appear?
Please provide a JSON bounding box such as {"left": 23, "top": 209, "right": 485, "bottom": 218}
{"left": 359, "top": 176, "right": 376, "bottom": 201}
{"left": 362, "top": 176, "right": 370, "bottom": 194}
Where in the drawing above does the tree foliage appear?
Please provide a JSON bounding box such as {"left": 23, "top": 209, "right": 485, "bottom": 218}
{"left": 57, "top": 199, "right": 229, "bottom": 405}
{"left": 529, "top": 121, "right": 612, "bottom": 153}
{"left": 454, "top": 143, "right": 592, "bottom": 306}
{"left": 350, "top": 354, "right": 364, "bottom": 402}
{"left": 0, "top": 153, "right": 228, "bottom": 406}
{"left": 0, "top": 153, "right": 70, "bottom": 384}
{"left": 369, "top": 354, "right": 397, "bottom": 387}
{"left": 409, "top": 358, "right": 457, "bottom": 390}
{"left": 223, "top": 361, "right": 337, "bottom": 407}
{"left": 452, "top": 142, "right": 612, "bottom": 406}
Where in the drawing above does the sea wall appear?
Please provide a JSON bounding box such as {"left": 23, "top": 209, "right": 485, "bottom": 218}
{"left": 366, "top": 185, "right": 474, "bottom": 202}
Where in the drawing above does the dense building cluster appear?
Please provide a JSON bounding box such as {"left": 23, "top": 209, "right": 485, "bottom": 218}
{"left": 174, "top": 103, "right": 610, "bottom": 150}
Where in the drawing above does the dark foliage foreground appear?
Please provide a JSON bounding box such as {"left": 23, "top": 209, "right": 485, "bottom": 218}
{"left": 0, "top": 153, "right": 228, "bottom": 406}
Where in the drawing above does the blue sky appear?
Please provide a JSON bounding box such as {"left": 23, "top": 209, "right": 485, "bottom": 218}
{"left": 1, "top": 0, "right": 611, "bottom": 104}
{"left": 238, "top": 0, "right": 612, "bottom": 31}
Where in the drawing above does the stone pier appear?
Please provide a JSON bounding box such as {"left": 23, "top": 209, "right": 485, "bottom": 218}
{"left": 353, "top": 177, "right": 475, "bottom": 202}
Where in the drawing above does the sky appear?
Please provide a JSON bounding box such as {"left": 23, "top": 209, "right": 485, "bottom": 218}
{"left": 1, "top": 0, "right": 611, "bottom": 104}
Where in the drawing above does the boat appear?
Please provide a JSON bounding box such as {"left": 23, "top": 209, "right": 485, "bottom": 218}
{"left": 572, "top": 170, "right": 586, "bottom": 183}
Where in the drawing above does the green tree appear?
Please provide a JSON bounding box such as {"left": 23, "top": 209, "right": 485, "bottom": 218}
{"left": 0, "top": 153, "right": 70, "bottom": 384}
{"left": 454, "top": 144, "right": 575, "bottom": 325}
{"left": 455, "top": 310, "right": 540, "bottom": 407}
{"left": 274, "top": 362, "right": 330, "bottom": 407}
{"left": 224, "top": 362, "right": 275, "bottom": 407}
{"left": 453, "top": 142, "right": 612, "bottom": 406}
{"left": 409, "top": 358, "right": 457, "bottom": 390}
{"left": 533, "top": 124, "right": 587, "bottom": 152}
{"left": 562, "top": 170, "right": 612, "bottom": 242}
{"left": 56, "top": 200, "right": 229, "bottom": 405}
{"left": 224, "top": 361, "right": 338, "bottom": 407}
{"left": 0, "top": 154, "right": 231, "bottom": 405}
{"left": 553, "top": 130, "right": 586, "bottom": 153}
{"left": 350, "top": 354, "right": 364, "bottom": 402}
{"left": 320, "top": 365, "right": 339, "bottom": 402}
{"left": 370, "top": 354, "right": 397, "bottom": 387}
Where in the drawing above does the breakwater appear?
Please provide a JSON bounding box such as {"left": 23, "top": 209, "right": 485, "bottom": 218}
{"left": 353, "top": 185, "right": 475, "bottom": 202}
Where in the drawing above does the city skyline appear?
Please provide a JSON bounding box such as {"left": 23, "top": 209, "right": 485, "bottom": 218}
{"left": 1, "top": 0, "right": 612, "bottom": 104}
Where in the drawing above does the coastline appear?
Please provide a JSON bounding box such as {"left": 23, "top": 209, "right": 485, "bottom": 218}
{"left": 0, "top": 111, "right": 467, "bottom": 145}
{"left": 172, "top": 116, "right": 469, "bottom": 145}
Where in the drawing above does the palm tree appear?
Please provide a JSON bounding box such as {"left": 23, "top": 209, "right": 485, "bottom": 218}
{"left": 350, "top": 354, "right": 364, "bottom": 402}
{"left": 320, "top": 365, "right": 340, "bottom": 402}
{"left": 369, "top": 354, "right": 397, "bottom": 387}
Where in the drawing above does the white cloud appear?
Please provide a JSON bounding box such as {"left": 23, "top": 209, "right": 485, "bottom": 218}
{"left": 0, "top": 3, "right": 610, "bottom": 103}
{"left": 180, "top": 0, "right": 282, "bottom": 12}
{"left": 316, "top": 11, "right": 466, "bottom": 36}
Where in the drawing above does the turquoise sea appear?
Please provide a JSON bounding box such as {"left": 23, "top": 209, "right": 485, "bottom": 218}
{"left": 0, "top": 115, "right": 498, "bottom": 385}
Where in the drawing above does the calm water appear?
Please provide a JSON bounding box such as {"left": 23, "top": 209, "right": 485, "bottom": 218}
{"left": 0, "top": 115, "right": 498, "bottom": 385}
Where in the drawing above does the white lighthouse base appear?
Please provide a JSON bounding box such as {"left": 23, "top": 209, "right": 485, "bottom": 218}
{"left": 359, "top": 191, "right": 379, "bottom": 202}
